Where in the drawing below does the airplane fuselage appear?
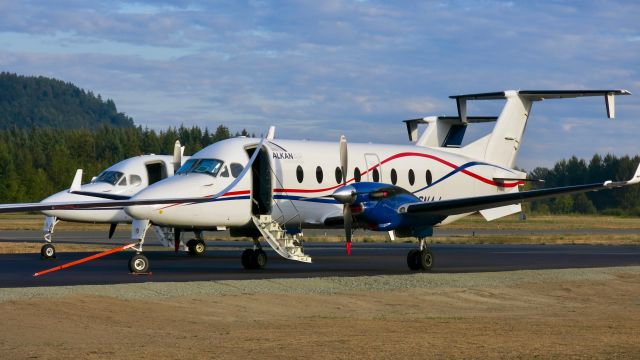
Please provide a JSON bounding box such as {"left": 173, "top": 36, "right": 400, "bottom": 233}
{"left": 126, "top": 137, "right": 523, "bottom": 233}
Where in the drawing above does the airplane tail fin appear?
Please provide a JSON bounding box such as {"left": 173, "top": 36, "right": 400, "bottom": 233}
{"left": 451, "top": 90, "right": 630, "bottom": 168}
{"left": 406, "top": 90, "right": 630, "bottom": 169}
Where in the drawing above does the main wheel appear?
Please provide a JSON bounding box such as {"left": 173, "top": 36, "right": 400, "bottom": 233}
{"left": 241, "top": 249, "right": 255, "bottom": 269}
{"left": 418, "top": 249, "right": 433, "bottom": 271}
{"left": 40, "top": 244, "right": 56, "bottom": 259}
{"left": 193, "top": 239, "right": 206, "bottom": 256}
{"left": 129, "top": 253, "right": 150, "bottom": 274}
{"left": 406, "top": 249, "right": 420, "bottom": 270}
{"left": 253, "top": 249, "right": 268, "bottom": 269}
{"left": 187, "top": 239, "right": 206, "bottom": 256}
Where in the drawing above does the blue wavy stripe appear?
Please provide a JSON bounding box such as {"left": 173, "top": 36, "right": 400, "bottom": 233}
{"left": 412, "top": 161, "right": 514, "bottom": 194}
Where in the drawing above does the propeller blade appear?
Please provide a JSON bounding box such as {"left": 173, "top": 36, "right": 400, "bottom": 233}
{"left": 339, "top": 135, "right": 348, "bottom": 185}
{"left": 344, "top": 205, "right": 352, "bottom": 255}
{"left": 108, "top": 223, "right": 117, "bottom": 239}
{"left": 174, "top": 228, "right": 181, "bottom": 253}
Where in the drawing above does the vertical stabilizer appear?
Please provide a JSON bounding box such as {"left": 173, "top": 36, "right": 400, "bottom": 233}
{"left": 449, "top": 89, "right": 630, "bottom": 168}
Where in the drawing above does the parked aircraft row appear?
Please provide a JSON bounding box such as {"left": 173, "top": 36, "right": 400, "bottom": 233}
{"left": 3, "top": 89, "right": 637, "bottom": 274}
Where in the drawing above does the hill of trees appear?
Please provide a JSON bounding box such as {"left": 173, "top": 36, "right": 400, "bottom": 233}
{"left": 0, "top": 125, "right": 233, "bottom": 202}
{"left": 0, "top": 72, "right": 134, "bottom": 129}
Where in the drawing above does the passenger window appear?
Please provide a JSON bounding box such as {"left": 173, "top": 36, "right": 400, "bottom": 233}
{"left": 316, "top": 166, "right": 323, "bottom": 183}
{"left": 354, "top": 167, "right": 361, "bottom": 182}
{"left": 335, "top": 167, "right": 342, "bottom": 184}
{"left": 130, "top": 174, "right": 142, "bottom": 186}
{"left": 219, "top": 166, "right": 229, "bottom": 178}
{"left": 372, "top": 168, "right": 379, "bottom": 182}
{"left": 230, "top": 163, "right": 244, "bottom": 178}
{"left": 296, "top": 165, "right": 304, "bottom": 183}
{"left": 426, "top": 170, "right": 433, "bottom": 186}
{"left": 390, "top": 169, "right": 397, "bottom": 185}
{"left": 408, "top": 169, "right": 415, "bottom": 186}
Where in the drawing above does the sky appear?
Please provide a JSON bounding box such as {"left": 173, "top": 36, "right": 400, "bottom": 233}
{"left": 0, "top": 0, "right": 638, "bottom": 170}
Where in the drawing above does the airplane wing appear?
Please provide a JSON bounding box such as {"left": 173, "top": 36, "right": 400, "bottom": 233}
{"left": 399, "top": 164, "right": 640, "bottom": 216}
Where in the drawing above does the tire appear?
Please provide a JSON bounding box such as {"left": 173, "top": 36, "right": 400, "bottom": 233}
{"left": 129, "top": 253, "right": 150, "bottom": 274}
{"left": 241, "top": 249, "right": 255, "bottom": 269}
{"left": 406, "top": 249, "right": 420, "bottom": 271}
{"left": 40, "top": 244, "right": 56, "bottom": 259}
{"left": 192, "top": 240, "right": 206, "bottom": 256}
{"left": 253, "top": 249, "right": 268, "bottom": 269}
{"left": 418, "top": 249, "right": 433, "bottom": 271}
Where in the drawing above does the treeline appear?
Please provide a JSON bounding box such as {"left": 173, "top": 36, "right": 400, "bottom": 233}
{"left": 0, "top": 125, "right": 245, "bottom": 202}
{"left": 528, "top": 154, "right": 640, "bottom": 216}
{"left": 0, "top": 72, "right": 134, "bottom": 129}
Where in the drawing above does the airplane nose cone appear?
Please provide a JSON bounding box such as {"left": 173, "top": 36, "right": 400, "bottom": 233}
{"left": 124, "top": 204, "right": 155, "bottom": 220}
{"left": 332, "top": 185, "right": 357, "bottom": 204}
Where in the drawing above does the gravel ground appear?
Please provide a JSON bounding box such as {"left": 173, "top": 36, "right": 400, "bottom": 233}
{"left": 2, "top": 265, "right": 637, "bottom": 302}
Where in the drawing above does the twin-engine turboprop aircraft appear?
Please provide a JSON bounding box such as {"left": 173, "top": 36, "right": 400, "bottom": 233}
{"left": 36, "top": 141, "right": 208, "bottom": 260}
{"left": 2, "top": 89, "right": 637, "bottom": 274}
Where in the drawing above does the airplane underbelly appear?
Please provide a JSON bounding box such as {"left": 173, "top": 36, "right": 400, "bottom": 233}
{"left": 43, "top": 209, "right": 131, "bottom": 223}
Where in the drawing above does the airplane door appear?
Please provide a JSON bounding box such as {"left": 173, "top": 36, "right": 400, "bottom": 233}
{"left": 247, "top": 146, "right": 272, "bottom": 215}
{"left": 146, "top": 162, "right": 168, "bottom": 185}
{"left": 364, "top": 153, "right": 382, "bottom": 182}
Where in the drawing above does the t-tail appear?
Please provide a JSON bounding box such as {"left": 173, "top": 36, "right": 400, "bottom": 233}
{"left": 405, "top": 89, "right": 631, "bottom": 168}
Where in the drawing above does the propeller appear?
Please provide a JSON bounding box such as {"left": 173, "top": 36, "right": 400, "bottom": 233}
{"left": 338, "top": 135, "right": 354, "bottom": 255}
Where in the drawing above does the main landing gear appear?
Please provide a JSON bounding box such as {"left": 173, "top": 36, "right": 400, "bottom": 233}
{"left": 241, "top": 237, "right": 268, "bottom": 269}
{"left": 407, "top": 238, "right": 433, "bottom": 271}
{"left": 186, "top": 231, "right": 206, "bottom": 257}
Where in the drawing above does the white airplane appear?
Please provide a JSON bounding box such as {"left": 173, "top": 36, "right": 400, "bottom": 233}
{"left": 3, "top": 89, "right": 638, "bottom": 274}
{"left": 37, "top": 141, "right": 208, "bottom": 260}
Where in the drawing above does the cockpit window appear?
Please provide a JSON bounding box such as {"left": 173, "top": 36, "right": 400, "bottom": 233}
{"left": 93, "top": 171, "right": 124, "bottom": 185}
{"left": 176, "top": 158, "right": 224, "bottom": 177}
{"left": 130, "top": 174, "right": 142, "bottom": 186}
{"left": 176, "top": 159, "right": 197, "bottom": 175}
{"left": 219, "top": 166, "right": 229, "bottom": 178}
{"left": 117, "top": 176, "right": 127, "bottom": 186}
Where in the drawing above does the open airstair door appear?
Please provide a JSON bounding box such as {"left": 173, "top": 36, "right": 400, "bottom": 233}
{"left": 246, "top": 145, "right": 272, "bottom": 216}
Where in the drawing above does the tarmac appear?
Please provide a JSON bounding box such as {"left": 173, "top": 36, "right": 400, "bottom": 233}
{"left": 0, "top": 230, "right": 639, "bottom": 288}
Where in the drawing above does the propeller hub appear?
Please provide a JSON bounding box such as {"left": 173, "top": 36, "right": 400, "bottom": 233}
{"left": 332, "top": 186, "right": 357, "bottom": 204}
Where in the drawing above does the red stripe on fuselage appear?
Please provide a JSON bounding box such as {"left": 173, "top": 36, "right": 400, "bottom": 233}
{"left": 274, "top": 152, "right": 523, "bottom": 193}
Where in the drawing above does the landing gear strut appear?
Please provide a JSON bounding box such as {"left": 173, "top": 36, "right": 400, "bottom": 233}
{"left": 129, "top": 219, "right": 152, "bottom": 274}
{"left": 407, "top": 238, "right": 433, "bottom": 271}
{"left": 241, "top": 237, "right": 268, "bottom": 269}
{"left": 41, "top": 216, "right": 59, "bottom": 260}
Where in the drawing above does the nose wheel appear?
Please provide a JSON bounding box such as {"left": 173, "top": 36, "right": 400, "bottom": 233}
{"left": 129, "top": 253, "right": 150, "bottom": 274}
{"left": 40, "top": 244, "right": 56, "bottom": 260}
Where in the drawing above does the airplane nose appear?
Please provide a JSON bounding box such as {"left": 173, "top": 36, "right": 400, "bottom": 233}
{"left": 124, "top": 204, "right": 155, "bottom": 220}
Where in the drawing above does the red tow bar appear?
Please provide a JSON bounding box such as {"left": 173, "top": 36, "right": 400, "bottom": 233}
{"left": 33, "top": 243, "right": 137, "bottom": 277}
